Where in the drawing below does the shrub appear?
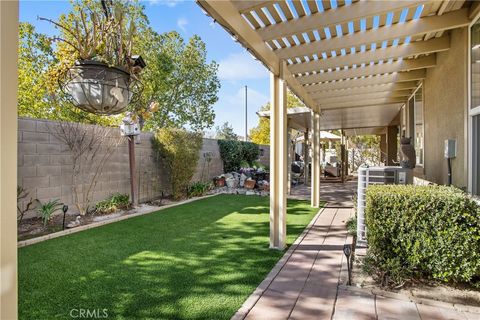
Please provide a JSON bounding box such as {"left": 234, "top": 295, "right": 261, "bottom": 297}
{"left": 364, "top": 185, "right": 480, "bottom": 287}
{"left": 96, "top": 193, "right": 130, "bottom": 214}
{"left": 37, "top": 199, "right": 63, "bottom": 226}
{"left": 217, "top": 140, "right": 260, "bottom": 172}
{"left": 187, "top": 181, "right": 212, "bottom": 198}
{"left": 153, "top": 128, "right": 203, "bottom": 200}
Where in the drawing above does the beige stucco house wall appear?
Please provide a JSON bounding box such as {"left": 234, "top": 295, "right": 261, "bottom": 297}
{"left": 423, "top": 27, "right": 468, "bottom": 188}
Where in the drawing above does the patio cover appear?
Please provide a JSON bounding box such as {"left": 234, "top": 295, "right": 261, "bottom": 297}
{"left": 197, "top": 0, "right": 479, "bottom": 130}
{"left": 258, "top": 107, "right": 341, "bottom": 139}
{"left": 196, "top": 0, "right": 480, "bottom": 249}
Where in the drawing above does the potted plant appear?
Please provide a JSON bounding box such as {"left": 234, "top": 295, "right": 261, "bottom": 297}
{"left": 40, "top": 0, "right": 145, "bottom": 115}
{"left": 213, "top": 176, "right": 225, "bottom": 187}
{"left": 244, "top": 179, "right": 256, "bottom": 190}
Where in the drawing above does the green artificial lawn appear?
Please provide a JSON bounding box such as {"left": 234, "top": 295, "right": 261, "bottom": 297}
{"left": 19, "top": 195, "right": 321, "bottom": 320}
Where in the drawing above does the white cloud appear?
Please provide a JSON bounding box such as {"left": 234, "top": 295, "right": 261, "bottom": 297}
{"left": 218, "top": 52, "right": 269, "bottom": 81}
{"left": 177, "top": 17, "right": 188, "bottom": 32}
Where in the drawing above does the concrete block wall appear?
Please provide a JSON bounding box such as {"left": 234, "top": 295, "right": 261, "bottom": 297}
{"left": 17, "top": 118, "right": 270, "bottom": 217}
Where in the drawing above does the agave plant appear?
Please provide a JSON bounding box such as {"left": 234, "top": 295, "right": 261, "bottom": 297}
{"left": 37, "top": 199, "right": 63, "bottom": 227}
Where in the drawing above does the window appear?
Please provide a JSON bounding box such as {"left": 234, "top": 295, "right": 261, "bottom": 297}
{"left": 472, "top": 115, "right": 480, "bottom": 195}
{"left": 414, "top": 86, "right": 424, "bottom": 166}
{"left": 407, "top": 85, "right": 424, "bottom": 166}
{"left": 472, "top": 18, "right": 480, "bottom": 110}
{"left": 470, "top": 17, "right": 480, "bottom": 195}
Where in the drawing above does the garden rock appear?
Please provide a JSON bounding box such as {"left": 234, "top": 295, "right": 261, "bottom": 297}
{"left": 239, "top": 173, "right": 247, "bottom": 187}
{"left": 67, "top": 216, "right": 81, "bottom": 228}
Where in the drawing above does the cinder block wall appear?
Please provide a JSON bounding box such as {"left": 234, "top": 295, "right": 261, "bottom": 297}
{"left": 17, "top": 118, "right": 270, "bottom": 217}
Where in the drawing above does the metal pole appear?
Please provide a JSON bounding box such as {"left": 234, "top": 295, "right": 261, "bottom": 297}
{"left": 128, "top": 136, "right": 138, "bottom": 206}
{"left": 245, "top": 85, "right": 248, "bottom": 141}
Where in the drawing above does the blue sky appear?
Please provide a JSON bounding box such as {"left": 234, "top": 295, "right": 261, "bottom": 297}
{"left": 20, "top": 0, "right": 270, "bottom": 136}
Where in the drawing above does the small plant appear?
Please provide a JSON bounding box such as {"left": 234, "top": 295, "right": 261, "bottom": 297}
{"left": 17, "top": 186, "right": 38, "bottom": 224}
{"left": 240, "top": 160, "right": 250, "bottom": 168}
{"left": 187, "top": 182, "right": 212, "bottom": 198}
{"left": 37, "top": 199, "right": 63, "bottom": 226}
{"left": 96, "top": 193, "right": 130, "bottom": 214}
{"left": 346, "top": 215, "right": 357, "bottom": 236}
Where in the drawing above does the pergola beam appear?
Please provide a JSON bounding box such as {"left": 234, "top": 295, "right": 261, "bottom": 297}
{"left": 198, "top": 0, "right": 318, "bottom": 111}
{"left": 259, "top": 0, "right": 424, "bottom": 42}
{"left": 233, "top": 1, "right": 275, "bottom": 14}
{"left": 276, "top": 8, "right": 470, "bottom": 59}
{"left": 321, "top": 100, "right": 405, "bottom": 111}
{"left": 318, "top": 91, "right": 411, "bottom": 105}
{"left": 305, "top": 69, "right": 425, "bottom": 92}
{"left": 298, "top": 55, "right": 435, "bottom": 84}
{"left": 288, "top": 36, "right": 450, "bottom": 74}
{"left": 311, "top": 82, "right": 418, "bottom": 99}
{"left": 319, "top": 97, "right": 406, "bottom": 110}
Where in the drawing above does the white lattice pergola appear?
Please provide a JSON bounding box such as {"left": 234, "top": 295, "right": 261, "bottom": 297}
{"left": 197, "top": 0, "right": 480, "bottom": 249}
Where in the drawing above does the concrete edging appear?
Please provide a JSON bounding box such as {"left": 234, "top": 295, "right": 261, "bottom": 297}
{"left": 18, "top": 193, "right": 220, "bottom": 248}
{"left": 338, "top": 284, "right": 480, "bottom": 315}
{"left": 230, "top": 206, "right": 327, "bottom": 320}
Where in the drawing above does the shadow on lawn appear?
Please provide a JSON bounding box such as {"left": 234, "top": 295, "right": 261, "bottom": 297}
{"left": 19, "top": 195, "right": 320, "bottom": 320}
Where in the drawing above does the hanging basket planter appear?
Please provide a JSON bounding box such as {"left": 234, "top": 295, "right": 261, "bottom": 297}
{"left": 61, "top": 60, "right": 138, "bottom": 115}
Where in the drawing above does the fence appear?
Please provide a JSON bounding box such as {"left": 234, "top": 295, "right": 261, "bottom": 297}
{"left": 17, "top": 117, "right": 269, "bottom": 217}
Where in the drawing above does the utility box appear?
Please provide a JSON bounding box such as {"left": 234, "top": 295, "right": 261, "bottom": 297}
{"left": 444, "top": 139, "right": 457, "bottom": 159}
{"left": 356, "top": 166, "right": 413, "bottom": 246}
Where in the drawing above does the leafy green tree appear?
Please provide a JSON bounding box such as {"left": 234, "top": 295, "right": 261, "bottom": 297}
{"left": 349, "top": 135, "right": 381, "bottom": 170}
{"left": 215, "top": 121, "right": 238, "bottom": 140}
{"left": 249, "top": 91, "right": 304, "bottom": 145}
{"left": 138, "top": 32, "right": 220, "bottom": 132}
{"left": 19, "top": 1, "right": 219, "bottom": 130}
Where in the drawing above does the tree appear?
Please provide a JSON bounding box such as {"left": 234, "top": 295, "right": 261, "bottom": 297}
{"left": 51, "top": 122, "right": 123, "bottom": 215}
{"left": 349, "top": 135, "right": 382, "bottom": 171}
{"left": 215, "top": 122, "right": 238, "bottom": 140}
{"left": 138, "top": 31, "right": 220, "bottom": 132}
{"left": 19, "top": 1, "right": 220, "bottom": 130}
{"left": 249, "top": 91, "right": 304, "bottom": 145}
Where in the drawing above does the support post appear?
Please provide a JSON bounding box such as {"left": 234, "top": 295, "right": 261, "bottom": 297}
{"left": 269, "top": 66, "right": 288, "bottom": 250}
{"left": 386, "top": 126, "right": 398, "bottom": 166}
{"left": 311, "top": 111, "right": 321, "bottom": 207}
{"left": 128, "top": 136, "right": 138, "bottom": 206}
{"left": 0, "top": 1, "right": 19, "bottom": 319}
{"left": 380, "top": 134, "right": 387, "bottom": 165}
{"left": 304, "top": 129, "right": 309, "bottom": 185}
{"left": 287, "top": 126, "right": 291, "bottom": 194}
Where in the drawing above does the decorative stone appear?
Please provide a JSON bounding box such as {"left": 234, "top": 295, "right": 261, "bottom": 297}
{"left": 66, "top": 216, "right": 81, "bottom": 228}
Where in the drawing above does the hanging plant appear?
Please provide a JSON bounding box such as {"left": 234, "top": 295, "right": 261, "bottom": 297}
{"left": 40, "top": 0, "right": 146, "bottom": 115}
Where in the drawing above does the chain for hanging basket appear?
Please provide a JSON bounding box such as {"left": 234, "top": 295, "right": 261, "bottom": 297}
{"left": 59, "top": 60, "right": 142, "bottom": 115}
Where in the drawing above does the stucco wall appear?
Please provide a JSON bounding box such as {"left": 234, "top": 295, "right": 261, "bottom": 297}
{"left": 422, "top": 27, "right": 468, "bottom": 188}
{"left": 17, "top": 118, "right": 269, "bottom": 217}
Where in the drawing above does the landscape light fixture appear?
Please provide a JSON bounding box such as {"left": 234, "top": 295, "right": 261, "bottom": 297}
{"left": 343, "top": 244, "right": 352, "bottom": 285}
{"left": 62, "top": 205, "right": 68, "bottom": 230}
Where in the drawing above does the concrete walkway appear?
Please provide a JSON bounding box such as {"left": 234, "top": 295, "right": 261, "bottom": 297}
{"left": 232, "top": 206, "right": 353, "bottom": 320}
{"left": 232, "top": 181, "right": 480, "bottom": 320}
{"left": 334, "top": 285, "right": 480, "bottom": 320}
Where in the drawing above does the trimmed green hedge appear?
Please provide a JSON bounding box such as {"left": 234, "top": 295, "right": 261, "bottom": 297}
{"left": 365, "top": 185, "right": 480, "bottom": 287}
{"left": 217, "top": 140, "right": 260, "bottom": 172}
